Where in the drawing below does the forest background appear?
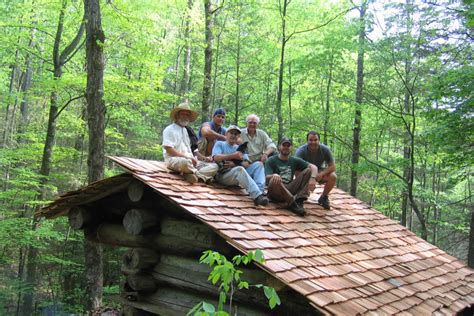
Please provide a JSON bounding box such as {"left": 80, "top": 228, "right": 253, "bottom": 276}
{"left": 0, "top": 0, "right": 472, "bottom": 314}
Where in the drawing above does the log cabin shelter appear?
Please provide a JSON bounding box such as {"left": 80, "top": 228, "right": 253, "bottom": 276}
{"left": 37, "top": 156, "right": 474, "bottom": 315}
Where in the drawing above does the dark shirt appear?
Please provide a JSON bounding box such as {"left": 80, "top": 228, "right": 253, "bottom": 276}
{"left": 265, "top": 156, "right": 309, "bottom": 184}
{"left": 295, "top": 143, "right": 334, "bottom": 169}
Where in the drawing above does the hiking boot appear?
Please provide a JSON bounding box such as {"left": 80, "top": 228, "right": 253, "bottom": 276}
{"left": 288, "top": 201, "right": 306, "bottom": 216}
{"left": 184, "top": 173, "right": 198, "bottom": 184}
{"left": 254, "top": 194, "right": 269, "bottom": 206}
{"left": 318, "top": 195, "right": 330, "bottom": 210}
{"left": 295, "top": 197, "right": 307, "bottom": 207}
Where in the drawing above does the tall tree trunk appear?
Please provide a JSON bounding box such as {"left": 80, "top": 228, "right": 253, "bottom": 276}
{"left": 402, "top": 0, "right": 426, "bottom": 240}
{"left": 288, "top": 61, "right": 292, "bottom": 136}
{"left": 202, "top": 0, "right": 213, "bottom": 122}
{"left": 323, "top": 55, "right": 333, "bottom": 144}
{"left": 432, "top": 162, "right": 440, "bottom": 245}
{"left": 2, "top": 55, "right": 20, "bottom": 148}
{"left": 18, "top": 20, "right": 37, "bottom": 140}
{"left": 467, "top": 173, "right": 474, "bottom": 268}
{"left": 350, "top": 1, "right": 367, "bottom": 197}
{"left": 212, "top": 14, "right": 225, "bottom": 110}
{"left": 180, "top": 0, "right": 193, "bottom": 97}
{"left": 400, "top": 0, "right": 412, "bottom": 228}
{"left": 21, "top": 2, "right": 85, "bottom": 314}
{"left": 84, "top": 0, "right": 105, "bottom": 310}
{"left": 234, "top": 16, "right": 241, "bottom": 125}
{"left": 173, "top": 46, "right": 181, "bottom": 95}
{"left": 276, "top": 0, "right": 289, "bottom": 142}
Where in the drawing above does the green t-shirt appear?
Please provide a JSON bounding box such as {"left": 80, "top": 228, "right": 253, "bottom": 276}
{"left": 265, "top": 156, "right": 309, "bottom": 184}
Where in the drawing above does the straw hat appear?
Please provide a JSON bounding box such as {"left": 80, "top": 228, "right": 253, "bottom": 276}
{"left": 170, "top": 102, "right": 198, "bottom": 122}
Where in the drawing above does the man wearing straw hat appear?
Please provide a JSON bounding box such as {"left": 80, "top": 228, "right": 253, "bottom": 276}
{"left": 162, "top": 102, "right": 218, "bottom": 183}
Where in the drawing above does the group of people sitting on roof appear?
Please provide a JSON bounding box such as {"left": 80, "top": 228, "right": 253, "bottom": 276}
{"left": 162, "top": 102, "right": 337, "bottom": 216}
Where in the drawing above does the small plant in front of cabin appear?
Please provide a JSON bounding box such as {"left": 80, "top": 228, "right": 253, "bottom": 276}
{"left": 187, "top": 249, "right": 280, "bottom": 316}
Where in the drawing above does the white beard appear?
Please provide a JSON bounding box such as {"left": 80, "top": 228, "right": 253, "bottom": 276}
{"left": 177, "top": 119, "right": 190, "bottom": 127}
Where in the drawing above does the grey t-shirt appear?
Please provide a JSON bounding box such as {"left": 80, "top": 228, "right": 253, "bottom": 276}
{"left": 295, "top": 143, "right": 334, "bottom": 169}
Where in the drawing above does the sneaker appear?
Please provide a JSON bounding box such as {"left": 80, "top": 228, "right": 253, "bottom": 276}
{"left": 289, "top": 201, "right": 306, "bottom": 216}
{"left": 318, "top": 195, "right": 330, "bottom": 209}
{"left": 184, "top": 173, "right": 198, "bottom": 184}
{"left": 254, "top": 194, "right": 269, "bottom": 206}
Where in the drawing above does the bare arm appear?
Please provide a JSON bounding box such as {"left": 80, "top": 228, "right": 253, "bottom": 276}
{"left": 201, "top": 123, "right": 226, "bottom": 141}
{"left": 308, "top": 164, "right": 318, "bottom": 191}
{"left": 315, "top": 162, "right": 336, "bottom": 181}
{"left": 213, "top": 151, "right": 243, "bottom": 162}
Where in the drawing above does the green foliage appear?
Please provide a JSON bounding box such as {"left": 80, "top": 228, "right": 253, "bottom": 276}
{"left": 188, "top": 250, "right": 280, "bottom": 315}
{"left": 0, "top": 0, "right": 472, "bottom": 312}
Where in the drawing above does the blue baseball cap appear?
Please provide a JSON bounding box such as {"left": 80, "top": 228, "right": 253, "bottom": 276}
{"left": 213, "top": 108, "right": 226, "bottom": 117}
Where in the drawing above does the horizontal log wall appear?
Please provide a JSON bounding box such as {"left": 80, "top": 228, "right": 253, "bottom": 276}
{"left": 71, "top": 180, "right": 320, "bottom": 316}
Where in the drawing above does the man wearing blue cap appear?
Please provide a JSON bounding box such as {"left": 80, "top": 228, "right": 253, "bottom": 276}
{"left": 212, "top": 125, "right": 269, "bottom": 206}
{"left": 197, "top": 108, "right": 227, "bottom": 157}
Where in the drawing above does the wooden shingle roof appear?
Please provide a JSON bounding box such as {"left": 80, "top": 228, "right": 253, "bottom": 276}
{"left": 38, "top": 156, "right": 474, "bottom": 315}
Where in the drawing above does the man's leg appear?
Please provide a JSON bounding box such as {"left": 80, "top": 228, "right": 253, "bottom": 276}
{"left": 196, "top": 161, "right": 218, "bottom": 182}
{"left": 245, "top": 161, "right": 265, "bottom": 192}
{"left": 216, "top": 166, "right": 262, "bottom": 200}
{"left": 321, "top": 172, "right": 337, "bottom": 196}
{"left": 286, "top": 168, "right": 311, "bottom": 200}
{"left": 166, "top": 157, "right": 198, "bottom": 183}
{"left": 318, "top": 172, "right": 336, "bottom": 209}
{"left": 267, "top": 179, "right": 294, "bottom": 206}
{"left": 166, "top": 157, "right": 196, "bottom": 174}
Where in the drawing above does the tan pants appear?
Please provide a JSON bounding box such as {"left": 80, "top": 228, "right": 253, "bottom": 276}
{"left": 166, "top": 157, "right": 218, "bottom": 182}
{"left": 267, "top": 168, "right": 311, "bottom": 206}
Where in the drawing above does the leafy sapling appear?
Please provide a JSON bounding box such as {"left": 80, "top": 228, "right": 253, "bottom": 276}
{"left": 188, "top": 249, "right": 281, "bottom": 316}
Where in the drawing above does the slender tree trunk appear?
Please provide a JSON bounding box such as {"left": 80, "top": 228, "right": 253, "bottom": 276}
{"left": 432, "top": 162, "right": 440, "bottom": 245}
{"left": 2, "top": 58, "right": 20, "bottom": 148}
{"left": 350, "top": 1, "right": 367, "bottom": 197}
{"left": 74, "top": 104, "right": 87, "bottom": 176}
{"left": 18, "top": 24, "right": 36, "bottom": 140}
{"left": 467, "top": 172, "right": 474, "bottom": 268}
{"left": 276, "top": 0, "right": 288, "bottom": 142}
{"left": 323, "top": 55, "right": 333, "bottom": 144}
{"left": 370, "top": 130, "right": 383, "bottom": 206}
{"left": 180, "top": 0, "right": 193, "bottom": 97}
{"left": 21, "top": 2, "right": 85, "bottom": 314}
{"left": 401, "top": 0, "right": 413, "bottom": 228}
{"left": 202, "top": 0, "right": 213, "bottom": 122}
{"left": 84, "top": 0, "right": 105, "bottom": 310}
{"left": 173, "top": 46, "right": 181, "bottom": 95}
{"left": 234, "top": 17, "right": 241, "bottom": 125}
{"left": 288, "top": 61, "right": 292, "bottom": 134}
{"left": 212, "top": 14, "right": 225, "bottom": 110}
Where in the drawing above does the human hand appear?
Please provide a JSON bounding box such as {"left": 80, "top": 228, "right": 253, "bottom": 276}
{"left": 189, "top": 157, "right": 198, "bottom": 166}
{"left": 233, "top": 151, "right": 244, "bottom": 160}
{"left": 204, "top": 156, "right": 213, "bottom": 162}
{"left": 309, "top": 178, "right": 316, "bottom": 192}
{"left": 260, "top": 153, "right": 268, "bottom": 163}
{"left": 269, "top": 174, "right": 282, "bottom": 186}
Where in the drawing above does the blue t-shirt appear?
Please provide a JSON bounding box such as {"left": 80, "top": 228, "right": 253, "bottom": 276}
{"left": 212, "top": 141, "right": 249, "bottom": 161}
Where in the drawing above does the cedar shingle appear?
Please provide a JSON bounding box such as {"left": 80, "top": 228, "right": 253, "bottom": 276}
{"left": 38, "top": 156, "right": 474, "bottom": 316}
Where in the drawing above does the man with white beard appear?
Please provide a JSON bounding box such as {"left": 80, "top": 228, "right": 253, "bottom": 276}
{"left": 162, "top": 102, "right": 218, "bottom": 183}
